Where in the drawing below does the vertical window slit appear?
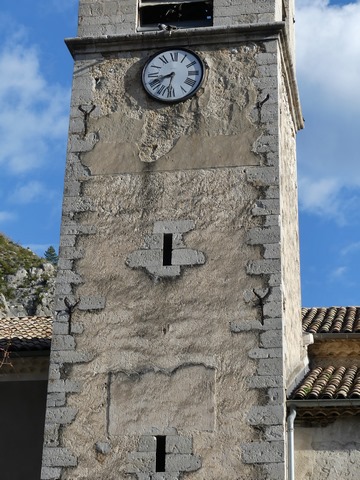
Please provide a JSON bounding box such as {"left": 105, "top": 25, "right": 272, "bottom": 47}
{"left": 155, "top": 435, "right": 166, "bottom": 472}
{"left": 163, "top": 233, "right": 173, "bottom": 266}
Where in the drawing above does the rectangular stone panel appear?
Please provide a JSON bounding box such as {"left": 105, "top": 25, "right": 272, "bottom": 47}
{"left": 109, "top": 365, "right": 215, "bottom": 435}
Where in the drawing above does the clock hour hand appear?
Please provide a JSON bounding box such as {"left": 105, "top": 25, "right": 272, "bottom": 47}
{"left": 158, "top": 72, "right": 175, "bottom": 82}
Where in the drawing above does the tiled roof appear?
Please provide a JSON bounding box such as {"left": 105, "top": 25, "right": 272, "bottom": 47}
{"left": 0, "top": 316, "right": 52, "bottom": 352}
{"left": 302, "top": 307, "right": 360, "bottom": 334}
{"left": 291, "top": 365, "right": 360, "bottom": 400}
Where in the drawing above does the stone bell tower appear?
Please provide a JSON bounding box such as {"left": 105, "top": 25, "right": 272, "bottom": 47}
{"left": 42, "top": 1, "right": 304, "bottom": 479}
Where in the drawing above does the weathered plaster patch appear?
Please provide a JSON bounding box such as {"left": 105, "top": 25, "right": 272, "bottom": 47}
{"left": 109, "top": 365, "right": 215, "bottom": 435}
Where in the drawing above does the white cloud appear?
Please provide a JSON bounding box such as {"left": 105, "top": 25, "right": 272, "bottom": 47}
{"left": 8, "top": 180, "right": 53, "bottom": 205}
{"left": 330, "top": 266, "right": 347, "bottom": 280}
{"left": 297, "top": 0, "right": 360, "bottom": 109}
{"left": 341, "top": 242, "right": 360, "bottom": 256}
{"left": 0, "top": 211, "right": 16, "bottom": 223}
{"left": 0, "top": 37, "right": 70, "bottom": 174}
{"left": 296, "top": 0, "right": 360, "bottom": 220}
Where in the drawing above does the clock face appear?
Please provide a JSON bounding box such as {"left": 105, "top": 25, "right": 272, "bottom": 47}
{"left": 142, "top": 48, "right": 204, "bottom": 103}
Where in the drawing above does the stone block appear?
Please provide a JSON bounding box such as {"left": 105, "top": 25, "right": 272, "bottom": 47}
{"left": 246, "top": 166, "right": 278, "bottom": 186}
{"left": 59, "top": 235, "right": 76, "bottom": 247}
{"left": 42, "top": 447, "right": 77, "bottom": 467}
{"left": 263, "top": 215, "right": 280, "bottom": 227}
{"left": 263, "top": 243, "right": 280, "bottom": 259}
{"left": 57, "top": 259, "right": 73, "bottom": 270}
{"left": 257, "top": 358, "right": 282, "bottom": 376}
{"left": 171, "top": 249, "right": 205, "bottom": 266}
{"left": 246, "top": 226, "right": 280, "bottom": 245}
{"left": 248, "top": 375, "right": 283, "bottom": 389}
{"left": 247, "top": 405, "right": 283, "bottom": 426}
{"left": 263, "top": 425, "right": 284, "bottom": 441}
{"left": 260, "top": 462, "right": 286, "bottom": 480}
{"left": 166, "top": 435, "right": 192, "bottom": 454}
{"left": 267, "top": 388, "right": 285, "bottom": 405}
{"left": 43, "top": 424, "right": 60, "bottom": 447}
{"left": 252, "top": 199, "right": 280, "bottom": 215}
{"left": 143, "top": 234, "right": 163, "bottom": 249}
{"left": 47, "top": 392, "right": 66, "bottom": 407}
{"left": 78, "top": 296, "right": 106, "bottom": 311}
{"left": 126, "top": 250, "right": 163, "bottom": 268}
{"left": 57, "top": 271, "right": 83, "bottom": 285}
{"left": 51, "top": 350, "right": 93, "bottom": 364}
{"left": 45, "top": 407, "right": 77, "bottom": 425}
{"left": 51, "top": 335, "right": 76, "bottom": 351}
{"left": 138, "top": 435, "right": 157, "bottom": 452}
{"left": 62, "top": 196, "right": 95, "bottom": 214}
{"left": 242, "top": 440, "right": 284, "bottom": 464}
{"left": 60, "top": 224, "right": 97, "bottom": 236}
{"left": 263, "top": 301, "right": 282, "bottom": 318}
{"left": 52, "top": 322, "right": 69, "bottom": 335}
{"left": 126, "top": 452, "right": 156, "bottom": 473}
{"left": 41, "top": 467, "right": 62, "bottom": 480}
{"left": 260, "top": 330, "right": 282, "bottom": 348}
{"left": 247, "top": 259, "right": 281, "bottom": 275}
{"left": 165, "top": 454, "right": 201, "bottom": 472}
{"left": 59, "top": 247, "right": 84, "bottom": 260}
{"left": 48, "top": 380, "right": 82, "bottom": 394}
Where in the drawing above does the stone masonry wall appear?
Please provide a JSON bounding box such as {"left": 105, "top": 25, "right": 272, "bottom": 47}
{"left": 77, "top": 0, "right": 283, "bottom": 37}
{"left": 42, "top": 21, "right": 302, "bottom": 480}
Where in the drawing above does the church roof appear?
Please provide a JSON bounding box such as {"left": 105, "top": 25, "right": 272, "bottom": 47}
{"left": 302, "top": 306, "right": 360, "bottom": 334}
{"left": 0, "top": 316, "right": 52, "bottom": 353}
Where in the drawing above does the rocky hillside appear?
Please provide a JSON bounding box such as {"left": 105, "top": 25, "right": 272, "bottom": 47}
{"left": 0, "top": 234, "right": 56, "bottom": 317}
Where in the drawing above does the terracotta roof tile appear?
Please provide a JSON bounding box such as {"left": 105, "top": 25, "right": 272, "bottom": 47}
{"left": 291, "top": 365, "right": 360, "bottom": 400}
{"left": 302, "top": 307, "right": 360, "bottom": 334}
{"left": 0, "top": 316, "right": 52, "bottom": 352}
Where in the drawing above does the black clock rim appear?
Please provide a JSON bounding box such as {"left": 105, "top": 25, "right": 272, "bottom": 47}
{"left": 141, "top": 47, "right": 205, "bottom": 104}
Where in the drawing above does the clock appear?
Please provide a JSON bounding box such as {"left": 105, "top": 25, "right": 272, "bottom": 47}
{"left": 142, "top": 48, "right": 205, "bottom": 103}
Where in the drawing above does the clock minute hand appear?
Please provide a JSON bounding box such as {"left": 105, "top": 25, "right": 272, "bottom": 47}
{"left": 158, "top": 72, "right": 175, "bottom": 81}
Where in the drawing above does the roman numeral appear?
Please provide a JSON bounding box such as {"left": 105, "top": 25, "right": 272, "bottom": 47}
{"left": 166, "top": 86, "right": 175, "bottom": 98}
{"left": 159, "top": 55, "right": 169, "bottom": 64}
{"left": 180, "top": 86, "right": 187, "bottom": 93}
{"left": 157, "top": 85, "right": 166, "bottom": 96}
{"left": 188, "top": 70, "right": 199, "bottom": 76}
{"left": 150, "top": 64, "right": 161, "bottom": 69}
{"left": 184, "top": 78, "right": 196, "bottom": 87}
{"left": 148, "top": 73, "right": 159, "bottom": 78}
{"left": 186, "top": 60, "right": 196, "bottom": 68}
{"left": 170, "top": 52, "right": 178, "bottom": 62}
{"left": 149, "top": 78, "right": 162, "bottom": 89}
{"left": 181, "top": 54, "right": 187, "bottom": 63}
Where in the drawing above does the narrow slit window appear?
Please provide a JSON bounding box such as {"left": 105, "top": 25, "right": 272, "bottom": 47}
{"left": 163, "top": 233, "right": 173, "bottom": 266}
{"left": 138, "top": 0, "right": 213, "bottom": 31}
{"left": 155, "top": 435, "right": 166, "bottom": 472}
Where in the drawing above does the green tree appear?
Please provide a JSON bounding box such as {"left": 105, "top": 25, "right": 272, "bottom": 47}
{"left": 44, "top": 246, "right": 58, "bottom": 265}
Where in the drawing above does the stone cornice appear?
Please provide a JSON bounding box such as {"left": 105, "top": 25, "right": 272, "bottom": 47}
{"left": 65, "top": 23, "right": 285, "bottom": 56}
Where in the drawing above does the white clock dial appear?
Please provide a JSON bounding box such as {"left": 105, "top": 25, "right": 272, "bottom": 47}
{"left": 142, "top": 48, "right": 205, "bottom": 103}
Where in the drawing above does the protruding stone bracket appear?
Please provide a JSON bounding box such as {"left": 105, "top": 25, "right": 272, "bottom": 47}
{"left": 126, "top": 428, "right": 201, "bottom": 479}
{"left": 125, "top": 220, "right": 205, "bottom": 278}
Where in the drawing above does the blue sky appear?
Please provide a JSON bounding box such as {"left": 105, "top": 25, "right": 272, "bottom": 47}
{"left": 0, "top": 0, "right": 359, "bottom": 308}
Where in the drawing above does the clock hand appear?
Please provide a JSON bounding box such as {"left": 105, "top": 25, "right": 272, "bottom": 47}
{"left": 158, "top": 72, "right": 175, "bottom": 81}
